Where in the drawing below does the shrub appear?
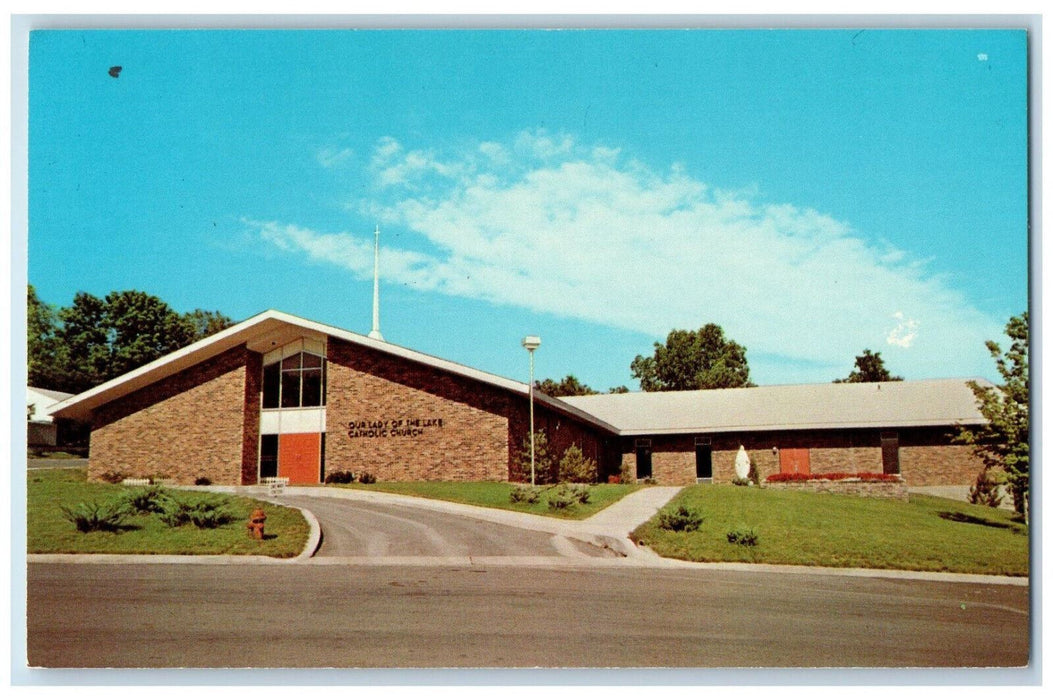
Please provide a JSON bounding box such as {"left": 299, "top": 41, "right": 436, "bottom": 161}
{"left": 324, "top": 470, "right": 356, "bottom": 484}
{"left": 557, "top": 444, "right": 598, "bottom": 484}
{"left": 122, "top": 486, "right": 170, "bottom": 514}
{"left": 187, "top": 500, "right": 234, "bottom": 529}
{"left": 98, "top": 470, "right": 126, "bottom": 484}
{"left": 509, "top": 484, "right": 542, "bottom": 504}
{"left": 748, "top": 460, "right": 761, "bottom": 486}
{"left": 727, "top": 528, "right": 759, "bottom": 547}
{"left": 968, "top": 468, "right": 1005, "bottom": 508}
{"left": 194, "top": 476, "right": 212, "bottom": 486}
{"left": 60, "top": 500, "right": 129, "bottom": 533}
{"left": 358, "top": 472, "right": 377, "bottom": 485}
{"left": 619, "top": 461, "right": 635, "bottom": 484}
{"left": 657, "top": 505, "right": 703, "bottom": 532}
{"left": 570, "top": 484, "right": 591, "bottom": 504}
{"left": 516, "top": 429, "right": 556, "bottom": 484}
{"left": 607, "top": 475, "right": 621, "bottom": 484}
{"left": 547, "top": 485, "right": 577, "bottom": 510}
{"left": 731, "top": 477, "right": 752, "bottom": 487}
{"left": 160, "top": 497, "right": 234, "bottom": 529}
{"left": 158, "top": 501, "right": 192, "bottom": 527}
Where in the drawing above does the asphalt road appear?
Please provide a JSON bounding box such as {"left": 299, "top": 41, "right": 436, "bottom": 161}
{"left": 276, "top": 495, "right": 609, "bottom": 558}
{"left": 26, "top": 562, "right": 1029, "bottom": 669}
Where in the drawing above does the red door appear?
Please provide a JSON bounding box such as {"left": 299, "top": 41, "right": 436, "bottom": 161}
{"left": 279, "top": 433, "right": 321, "bottom": 484}
{"left": 779, "top": 447, "right": 811, "bottom": 475}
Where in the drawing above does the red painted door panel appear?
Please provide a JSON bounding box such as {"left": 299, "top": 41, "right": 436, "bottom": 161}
{"left": 279, "top": 433, "right": 321, "bottom": 484}
{"left": 779, "top": 447, "right": 811, "bottom": 475}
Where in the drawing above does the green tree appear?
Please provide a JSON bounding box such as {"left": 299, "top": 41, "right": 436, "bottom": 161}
{"left": 834, "top": 349, "right": 903, "bottom": 383}
{"left": 557, "top": 444, "right": 598, "bottom": 484}
{"left": 58, "top": 291, "right": 111, "bottom": 392}
{"left": 102, "top": 290, "right": 197, "bottom": 378}
{"left": 956, "top": 313, "right": 1029, "bottom": 520}
{"left": 27, "top": 285, "right": 67, "bottom": 389}
{"left": 630, "top": 325, "right": 753, "bottom": 391}
{"left": 535, "top": 374, "right": 597, "bottom": 397}
{"left": 516, "top": 429, "right": 555, "bottom": 484}
{"left": 40, "top": 288, "right": 231, "bottom": 394}
{"left": 183, "top": 309, "right": 235, "bottom": 341}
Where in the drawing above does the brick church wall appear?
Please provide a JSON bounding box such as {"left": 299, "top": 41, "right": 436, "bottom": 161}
{"left": 89, "top": 346, "right": 253, "bottom": 485}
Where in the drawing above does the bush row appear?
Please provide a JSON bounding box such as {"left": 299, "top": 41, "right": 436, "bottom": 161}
{"left": 96, "top": 471, "right": 213, "bottom": 486}
{"left": 509, "top": 483, "right": 592, "bottom": 510}
{"left": 323, "top": 470, "right": 377, "bottom": 485}
{"left": 60, "top": 487, "right": 235, "bottom": 533}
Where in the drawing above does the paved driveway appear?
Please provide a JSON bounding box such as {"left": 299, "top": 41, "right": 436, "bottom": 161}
{"left": 275, "top": 494, "right": 615, "bottom": 558}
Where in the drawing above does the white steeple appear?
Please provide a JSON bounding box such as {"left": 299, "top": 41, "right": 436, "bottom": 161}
{"left": 368, "top": 225, "right": 384, "bottom": 341}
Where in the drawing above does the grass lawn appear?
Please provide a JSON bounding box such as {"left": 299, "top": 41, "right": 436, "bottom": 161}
{"left": 329, "top": 480, "right": 640, "bottom": 519}
{"left": 28, "top": 468, "right": 310, "bottom": 557}
{"left": 632, "top": 485, "right": 1029, "bottom": 576}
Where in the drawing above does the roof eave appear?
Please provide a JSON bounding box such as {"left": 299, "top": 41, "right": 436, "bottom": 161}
{"left": 614, "top": 418, "right": 988, "bottom": 437}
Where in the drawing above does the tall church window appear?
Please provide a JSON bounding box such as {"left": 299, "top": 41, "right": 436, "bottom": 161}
{"left": 262, "top": 351, "right": 326, "bottom": 408}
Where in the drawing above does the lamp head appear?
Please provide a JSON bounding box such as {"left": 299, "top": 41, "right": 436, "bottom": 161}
{"left": 521, "top": 335, "right": 541, "bottom": 351}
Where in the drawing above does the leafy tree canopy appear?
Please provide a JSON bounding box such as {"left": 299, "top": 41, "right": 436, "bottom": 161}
{"left": 956, "top": 312, "right": 1029, "bottom": 519}
{"left": 27, "top": 285, "right": 66, "bottom": 390}
{"left": 535, "top": 375, "right": 598, "bottom": 397}
{"left": 630, "top": 324, "right": 753, "bottom": 391}
{"left": 834, "top": 348, "right": 903, "bottom": 383}
{"left": 28, "top": 286, "right": 234, "bottom": 394}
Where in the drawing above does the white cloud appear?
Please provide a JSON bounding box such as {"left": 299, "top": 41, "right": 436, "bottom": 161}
{"left": 256, "top": 131, "right": 1004, "bottom": 381}
{"left": 316, "top": 146, "right": 354, "bottom": 169}
{"left": 886, "top": 311, "right": 920, "bottom": 348}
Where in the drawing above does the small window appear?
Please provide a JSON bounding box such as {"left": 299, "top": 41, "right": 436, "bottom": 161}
{"left": 301, "top": 368, "right": 323, "bottom": 406}
{"left": 262, "top": 363, "right": 280, "bottom": 409}
{"left": 281, "top": 371, "right": 301, "bottom": 408}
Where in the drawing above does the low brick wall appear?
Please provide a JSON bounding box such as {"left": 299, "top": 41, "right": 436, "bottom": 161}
{"left": 764, "top": 478, "right": 909, "bottom": 501}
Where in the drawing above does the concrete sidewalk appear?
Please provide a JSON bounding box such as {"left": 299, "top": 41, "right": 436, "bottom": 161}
{"left": 581, "top": 486, "right": 683, "bottom": 535}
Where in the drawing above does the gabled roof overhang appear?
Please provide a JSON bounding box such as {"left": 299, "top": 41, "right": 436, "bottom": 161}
{"left": 48, "top": 309, "right": 619, "bottom": 435}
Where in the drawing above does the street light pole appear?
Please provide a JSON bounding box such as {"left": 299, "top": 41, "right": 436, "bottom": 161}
{"left": 522, "top": 335, "right": 541, "bottom": 485}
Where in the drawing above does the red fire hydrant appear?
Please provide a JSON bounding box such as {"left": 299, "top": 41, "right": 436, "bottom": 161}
{"left": 247, "top": 508, "right": 267, "bottom": 540}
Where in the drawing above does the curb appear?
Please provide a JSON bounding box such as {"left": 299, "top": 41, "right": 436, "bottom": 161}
{"left": 251, "top": 496, "right": 322, "bottom": 561}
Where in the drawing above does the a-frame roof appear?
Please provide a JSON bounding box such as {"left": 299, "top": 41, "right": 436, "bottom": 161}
{"left": 48, "top": 309, "right": 618, "bottom": 433}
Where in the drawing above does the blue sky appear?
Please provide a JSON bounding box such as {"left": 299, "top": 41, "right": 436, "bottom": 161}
{"left": 27, "top": 28, "right": 1029, "bottom": 390}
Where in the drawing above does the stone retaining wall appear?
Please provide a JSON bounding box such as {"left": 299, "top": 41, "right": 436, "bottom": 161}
{"left": 764, "top": 478, "right": 909, "bottom": 501}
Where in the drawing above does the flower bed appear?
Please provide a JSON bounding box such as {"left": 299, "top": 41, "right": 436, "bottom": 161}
{"left": 766, "top": 472, "right": 900, "bottom": 483}
{"left": 764, "top": 472, "right": 907, "bottom": 500}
